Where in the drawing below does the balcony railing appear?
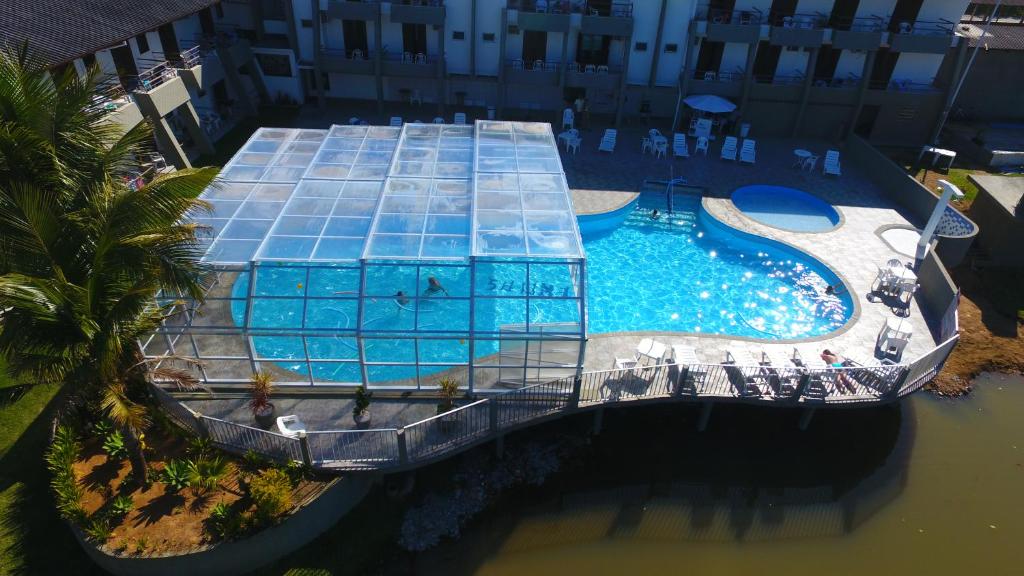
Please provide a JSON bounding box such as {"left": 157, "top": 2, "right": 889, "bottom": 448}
{"left": 507, "top": 0, "right": 632, "bottom": 17}
{"left": 768, "top": 11, "right": 829, "bottom": 29}
{"left": 507, "top": 58, "right": 561, "bottom": 72}
{"left": 89, "top": 76, "right": 134, "bottom": 112}
{"left": 566, "top": 62, "right": 621, "bottom": 74}
{"left": 891, "top": 19, "right": 955, "bottom": 35}
{"left": 697, "top": 7, "right": 764, "bottom": 25}
{"left": 383, "top": 51, "right": 438, "bottom": 65}
{"left": 754, "top": 73, "right": 805, "bottom": 86}
{"left": 693, "top": 69, "right": 743, "bottom": 82}
{"left": 830, "top": 15, "right": 887, "bottom": 32}
{"left": 870, "top": 78, "right": 940, "bottom": 93}
{"left": 135, "top": 59, "right": 179, "bottom": 92}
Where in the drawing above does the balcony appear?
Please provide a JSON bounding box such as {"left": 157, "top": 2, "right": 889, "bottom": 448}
{"left": 507, "top": 2, "right": 572, "bottom": 32}
{"left": 565, "top": 63, "right": 620, "bottom": 89}
{"left": 769, "top": 12, "right": 827, "bottom": 47}
{"left": 830, "top": 17, "right": 886, "bottom": 50}
{"left": 326, "top": 1, "right": 380, "bottom": 21}
{"left": 388, "top": 1, "right": 445, "bottom": 26}
{"left": 172, "top": 46, "right": 227, "bottom": 94}
{"left": 696, "top": 8, "right": 764, "bottom": 43}
{"left": 888, "top": 20, "right": 955, "bottom": 54}
{"left": 321, "top": 48, "right": 376, "bottom": 75}
{"left": 381, "top": 52, "right": 440, "bottom": 78}
{"left": 505, "top": 58, "right": 560, "bottom": 85}
{"left": 580, "top": 1, "right": 633, "bottom": 36}
{"left": 688, "top": 69, "right": 743, "bottom": 98}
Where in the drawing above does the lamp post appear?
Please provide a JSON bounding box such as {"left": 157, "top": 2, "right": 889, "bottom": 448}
{"left": 916, "top": 179, "right": 965, "bottom": 260}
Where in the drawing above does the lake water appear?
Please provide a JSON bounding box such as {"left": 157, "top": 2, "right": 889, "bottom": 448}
{"left": 409, "top": 374, "right": 1024, "bottom": 576}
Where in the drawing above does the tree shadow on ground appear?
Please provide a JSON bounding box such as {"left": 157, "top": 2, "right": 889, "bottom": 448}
{"left": 133, "top": 492, "right": 186, "bottom": 527}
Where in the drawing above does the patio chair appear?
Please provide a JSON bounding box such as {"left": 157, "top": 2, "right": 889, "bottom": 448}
{"left": 567, "top": 62, "right": 580, "bottom": 73}
{"left": 566, "top": 136, "right": 581, "bottom": 154}
{"left": 276, "top": 415, "right": 306, "bottom": 439}
{"left": 415, "top": 53, "right": 427, "bottom": 65}
{"left": 597, "top": 65, "right": 609, "bottom": 74}
{"left": 403, "top": 51, "right": 414, "bottom": 64}
{"left": 598, "top": 128, "right": 617, "bottom": 152}
{"left": 512, "top": 58, "right": 523, "bottom": 70}
{"left": 673, "top": 133, "right": 690, "bottom": 158}
{"left": 739, "top": 139, "right": 756, "bottom": 164}
{"left": 641, "top": 136, "right": 653, "bottom": 154}
{"left": 694, "top": 118, "right": 713, "bottom": 139}
{"left": 584, "top": 64, "right": 597, "bottom": 74}
{"left": 802, "top": 154, "right": 819, "bottom": 171}
{"left": 635, "top": 338, "right": 667, "bottom": 365}
{"left": 720, "top": 136, "right": 738, "bottom": 161}
{"left": 410, "top": 89, "right": 423, "bottom": 105}
{"left": 349, "top": 116, "right": 361, "bottom": 125}
{"left": 876, "top": 318, "right": 913, "bottom": 361}
{"left": 654, "top": 139, "right": 667, "bottom": 158}
{"left": 696, "top": 136, "right": 709, "bottom": 155}
{"left": 433, "top": 117, "right": 445, "bottom": 124}
{"left": 351, "top": 49, "right": 364, "bottom": 60}
{"left": 823, "top": 149, "right": 841, "bottom": 176}
{"left": 558, "top": 128, "right": 579, "bottom": 147}
{"left": 703, "top": 71, "right": 717, "bottom": 81}
{"left": 724, "top": 346, "right": 765, "bottom": 396}
{"left": 389, "top": 116, "right": 403, "bottom": 127}
{"left": 453, "top": 112, "right": 467, "bottom": 124}
{"left": 533, "top": 59, "right": 545, "bottom": 71}
{"left": 670, "top": 344, "right": 706, "bottom": 394}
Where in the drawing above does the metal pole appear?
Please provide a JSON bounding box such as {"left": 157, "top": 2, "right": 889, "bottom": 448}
{"left": 932, "top": 0, "right": 1002, "bottom": 145}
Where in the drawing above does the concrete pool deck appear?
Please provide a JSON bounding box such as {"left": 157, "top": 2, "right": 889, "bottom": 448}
{"left": 563, "top": 126, "right": 938, "bottom": 373}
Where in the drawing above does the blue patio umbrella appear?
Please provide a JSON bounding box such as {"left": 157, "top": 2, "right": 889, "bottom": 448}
{"left": 683, "top": 94, "right": 737, "bottom": 114}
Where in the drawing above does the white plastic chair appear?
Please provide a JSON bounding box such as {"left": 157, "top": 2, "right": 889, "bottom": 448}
{"left": 739, "top": 139, "right": 756, "bottom": 164}
{"left": 351, "top": 49, "right": 364, "bottom": 60}
{"left": 672, "top": 133, "right": 689, "bottom": 158}
{"left": 433, "top": 117, "right": 445, "bottom": 124}
{"left": 403, "top": 51, "right": 414, "bottom": 64}
{"left": 641, "top": 137, "right": 653, "bottom": 154}
{"left": 696, "top": 136, "right": 709, "bottom": 155}
{"left": 720, "top": 136, "right": 738, "bottom": 161}
{"left": 584, "top": 64, "right": 596, "bottom": 74}
{"left": 802, "top": 154, "right": 819, "bottom": 171}
{"left": 415, "top": 53, "right": 427, "bottom": 65}
{"left": 410, "top": 89, "right": 422, "bottom": 105}
{"left": 512, "top": 59, "right": 523, "bottom": 70}
{"left": 389, "top": 116, "right": 403, "bottom": 127}
{"left": 533, "top": 59, "right": 545, "bottom": 71}
{"left": 566, "top": 136, "right": 581, "bottom": 155}
{"left": 453, "top": 112, "right": 467, "bottom": 124}
{"left": 823, "top": 149, "right": 841, "bottom": 175}
{"left": 597, "top": 65, "right": 609, "bottom": 74}
{"left": 276, "top": 415, "right": 306, "bottom": 438}
{"left": 654, "top": 140, "right": 667, "bottom": 158}
{"left": 703, "top": 71, "right": 717, "bottom": 81}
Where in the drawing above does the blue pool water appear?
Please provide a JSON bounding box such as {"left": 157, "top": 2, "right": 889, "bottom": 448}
{"left": 581, "top": 192, "right": 851, "bottom": 337}
{"left": 231, "top": 191, "right": 852, "bottom": 382}
{"left": 731, "top": 185, "right": 840, "bottom": 232}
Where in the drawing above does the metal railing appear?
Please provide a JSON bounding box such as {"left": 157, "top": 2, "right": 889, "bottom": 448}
{"left": 698, "top": 7, "right": 764, "bottom": 25}
{"left": 149, "top": 332, "right": 959, "bottom": 472}
{"left": 170, "top": 45, "right": 204, "bottom": 69}
{"left": 135, "top": 60, "right": 179, "bottom": 92}
{"left": 507, "top": 0, "right": 632, "bottom": 17}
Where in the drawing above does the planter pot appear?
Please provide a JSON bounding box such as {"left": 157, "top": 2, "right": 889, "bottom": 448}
{"left": 436, "top": 405, "right": 459, "bottom": 434}
{"left": 353, "top": 411, "right": 372, "bottom": 430}
{"left": 254, "top": 404, "right": 276, "bottom": 429}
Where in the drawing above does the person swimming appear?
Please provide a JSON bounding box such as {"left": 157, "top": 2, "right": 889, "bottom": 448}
{"left": 651, "top": 208, "right": 660, "bottom": 220}
{"left": 394, "top": 291, "right": 410, "bottom": 307}
{"left": 825, "top": 283, "right": 847, "bottom": 296}
{"left": 424, "top": 276, "right": 448, "bottom": 296}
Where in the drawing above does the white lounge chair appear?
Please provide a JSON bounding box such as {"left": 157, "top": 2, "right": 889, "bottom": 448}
{"left": 389, "top": 116, "right": 403, "bottom": 127}
{"left": 823, "top": 149, "right": 841, "bottom": 176}
{"left": 636, "top": 338, "right": 667, "bottom": 365}
{"left": 876, "top": 318, "right": 912, "bottom": 361}
{"left": 696, "top": 136, "right": 709, "bottom": 155}
{"left": 598, "top": 128, "right": 617, "bottom": 152}
{"left": 453, "top": 112, "right": 467, "bottom": 125}
{"left": 739, "top": 139, "right": 756, "bottom": 164}
{"left": 670, "top": 343, "right": 706, "bottom": 393}
{"left": 672, "top": 133, "right": 690, "bottom": 158}
{"left": 720, "top": 136, "right": 738, "bottom": 161}
{"left": 276, "top": 415, "right": 306, "bottom": 438}
{"left": 725, "top": 346, "right": 764, "bottom": 396}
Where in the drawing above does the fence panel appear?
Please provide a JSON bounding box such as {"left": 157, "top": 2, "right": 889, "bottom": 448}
{"left": 495, "top": 378, "right": 573, "bottom": 427}
{"left": 148, "top": 383, "right": 206, "bottom": 437}
{"left": 403, "top": 400, "right": 491, "bottom": 463}
{"left": 898, "top": 336, "right": 959, "bottom": 396}
{"left": 305, "top": 429, "right": 400, "bottom": 469}
{"left": 201, "top": 416, "right": 303, "bottom": 463}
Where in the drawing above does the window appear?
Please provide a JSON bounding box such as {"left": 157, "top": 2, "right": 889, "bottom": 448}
{"left": 322, "top": 72, "right": 331, "bottom": 90}
{"left": 135, "top": 33, "right": 150, "bottom": 54}
{"left": 256, "top": 53, "right": 293, "bottom": 77}
{"left": 634, "top": 42, "right": 648, "bottom": 51}
{"left": 402, "top": 23, "right": 428, "bottom": 55}
{"left": 301, "top": 19, "right": 313, "bottom": 28}
{"left": 522, "top": 30, "right": 547, "bottom": 63}
{"left": 482, "top": 32, "right": 496, "bottom": 42}
{"left": 664, "top": 43, "right": 678, "bottom": 53}
{"left": 82, "top": 53, "right": 96, "bottom": 70}
{"left": 452, "top": 30, "right": 465, "bottom": 40}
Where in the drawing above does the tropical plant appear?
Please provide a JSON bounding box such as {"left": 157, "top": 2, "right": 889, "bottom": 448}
{"left": 0, "top": 46, "right": 217, "bottom": 485}
{"left": 187, "top": 455, "right": 233, "bottom": 494}
{"left": 92, "top": 420, "right": 115, "bottom": 438}
{"left": 248, "top": 372, "right": 274, "bottom": 417}
{"left": 437, "top": 377, "right": 460, "bottom": 414}
{"left": 45, "top": 425, "right": 85, "bottom": 520}
{"left": 84, "top": 517, "right": 112, "bottom": 543}
{"left": 160, "top": 459, "right": 191, "bottom": 492}
{"left": 241, "top": 449, "right": 269, "bottom": 472}
{"left": 207, "top": 502, "right": 244, "bottom": 539}
{"left": 102, "top": 431, "right": 128, "bottom": 460}
{"left": 186, "top": 436, "right": 213, "bottom": 458}
{"left": 353, "top": 385, "right": 371, "bottom": 418}
{"left": 108, "top": 494, "right": 134, "bottom": 519}
{"left": 248, "top": 468, "right": 292, "bottom": 523}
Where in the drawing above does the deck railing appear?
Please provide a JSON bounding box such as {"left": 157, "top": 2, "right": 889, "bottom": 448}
{"left": 150, "top": 334, "right": 959, "bottom": 472}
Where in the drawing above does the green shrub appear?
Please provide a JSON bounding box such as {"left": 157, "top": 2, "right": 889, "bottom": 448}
{"left": 92, "top": 420, "right": 114, "bottom": 437}
{"left": 187, "top": 456, "right": 233, "bottom": 494}
{"left": 207, "top": 502, "right": 244, "bottom": 539}
{"left": 46, "top": 425, "right": 84, "bottom": 521}
{"left": 161, "top": 459, "right": 191, "bottom": 492}
{"left": 353, "top": 385, "right": 371, "bottom": 418}
{"left": 102, "top": 431, "right": 128, "bottom": 460}
{"left": 242, "top": 449, "right": 269, "bottom": 471}
{"left": 84, "top": 517, "right": 112, "bottom": 543}
{"left": 187, "top": 436, "right": 213, "bottom": 458}
{"left": 108, "top": 494, "right": 134, "bottom": 519}
{"left": 248, "top": 468, "right": 292, "bottom": 522}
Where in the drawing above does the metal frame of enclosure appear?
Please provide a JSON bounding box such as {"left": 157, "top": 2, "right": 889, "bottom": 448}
{"left": 143, "top": 122, "right": 588, "bottom": 392}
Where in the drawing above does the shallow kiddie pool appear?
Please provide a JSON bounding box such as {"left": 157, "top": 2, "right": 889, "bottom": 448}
{"left": 731, "top": 185, "right": 841, "bottom": 233}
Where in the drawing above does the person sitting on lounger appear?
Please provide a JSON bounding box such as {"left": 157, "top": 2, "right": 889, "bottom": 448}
{"left": 821, "top": 349, "right": 857, "bottom": 394}
{"left": 424, "top": 276, "right": 449, "bottom": 297}
{"left": 394, "top": 291, "right": 410, "bottom": 307}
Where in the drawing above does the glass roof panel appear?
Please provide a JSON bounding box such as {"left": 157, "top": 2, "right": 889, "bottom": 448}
{"left": 194, "top": 121, "right": 582, "bottom": 264}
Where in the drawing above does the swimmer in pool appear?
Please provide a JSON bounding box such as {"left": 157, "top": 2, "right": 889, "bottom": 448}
{"left": 651, "top": 208, "right": 660, "bottom": 220}
{"left": 394, "top": 291, "right": 410, "bottom": 307}
{"left": 825, "top": 284, "right": 847, "bottom": 296}
{"left": 424, "top": 276, "right": 449, "bottom": 297}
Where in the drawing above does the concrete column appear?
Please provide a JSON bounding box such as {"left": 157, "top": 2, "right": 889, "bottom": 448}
{"left": 470, "top": 0, "right": 477, "bottom": 78}
{"left": 798, "top": 407, "right": 816, "bottom": 431}
{"left": 930, "top": 38, "right": 971, "bottom": 145}
{"left": 245, "top": 60, "right": 271, "bottom": 104}
{"left": 738, "top": 41, "right": 759, "bottom": 121}
{"left": 219, "top": 45, "right": 258, "bottom": 116}
{"left": 283, "top": 0, "right": 300, "bottom": 58}
{"left": 647, "top": 0, "right": 669, "bottom": 88}
{"left": 845, "top": 49, "right": 876, "bottom": 140}
{"left": 614, "top": 31, "right": 633, "bottom": 127}
{"left": 311, "top": 0, "right": 324, "bottom": 107}
{"left": 672, "top": 36, "right": 701, "bottom": 131}
{"left": 374, "top": 14, "right": 384, "bottom": 114}
{"left": 437, "top": 23, "right": 446, "bottom": 114}
{"left": 592, "top": 406, "right": 604, "bottom": 435}
{"left": 559, "top": 26, "right": 570, "bottom": 92}
{"left": 150, "top": 116, "right": 191, "bottom": 169}
{"left": 179, "top": 100, "right": 215, "bottom": 155}
{"left": 697, "top": 401, "right": 713, "bottom": 431}
{"left": 497, "top": 9, "right": 508, "bottom": 118}
{"left": 792, "top": 46, "right": 819, "bottom": 137}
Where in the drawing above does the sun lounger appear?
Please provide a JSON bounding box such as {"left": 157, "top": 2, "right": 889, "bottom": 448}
{"left": 673, "top": 133, "right": 690, "bottom": 158}
{"left": 389, "top": 116, "right": 403, "bottom": 127}
{"left": 598, "top": 128, "right": 617, "bottom": 152}
{"left": 823, "top": 149, "right": 841, "bottom": 176}
{"left": 725, "top": 346, "right": 766, "bottom": 396}
{"left": 453, "top": 112, "right": 467, "bottom": 125}
{"left": 739, "top": 139, "right": 756, "bottom": 164}
{"left": 720, "top": 136, "right": 738, "bottom": 161}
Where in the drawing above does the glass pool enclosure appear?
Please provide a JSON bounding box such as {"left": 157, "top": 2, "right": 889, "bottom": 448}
{"left": 144, "top": 122, "right": 587, "bottom": 391}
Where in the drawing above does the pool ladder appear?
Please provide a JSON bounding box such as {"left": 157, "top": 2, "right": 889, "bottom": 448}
{"left": 666, "top": 177, "right": 687, "bottom": 214}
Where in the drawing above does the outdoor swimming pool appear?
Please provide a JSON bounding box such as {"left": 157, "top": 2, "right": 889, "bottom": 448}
{"left": 582, "top": 192, "right": 852, "bottom": 337}
{"left": 229, "top": 191, "right": 852, "bottom": 382}
{"left": 731, "top": 184, "right": 840, "bottom": 232}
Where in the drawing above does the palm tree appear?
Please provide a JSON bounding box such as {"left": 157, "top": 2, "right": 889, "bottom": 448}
{"left": 0, "top": 46, "right": 219, "bottom": 484}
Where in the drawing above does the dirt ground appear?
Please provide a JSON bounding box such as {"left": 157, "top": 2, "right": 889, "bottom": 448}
{"left": 928, "top": 265, "right": 1024, "bottom": 396}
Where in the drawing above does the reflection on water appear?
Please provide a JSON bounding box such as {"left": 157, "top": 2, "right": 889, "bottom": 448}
{"left": 413, "top": 374, "right": 1024, "bottom": 575}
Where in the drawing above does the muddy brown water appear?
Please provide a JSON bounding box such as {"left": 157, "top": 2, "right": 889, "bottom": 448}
{"left": 407, "top": 373, "right": 1024, "bottom": 576}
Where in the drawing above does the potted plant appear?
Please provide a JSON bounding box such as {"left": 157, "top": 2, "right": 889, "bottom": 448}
{"left": 249, "top": 372, "right": 276, "bottom": 429}
{"left": 436, "top": 377, "right": 460, "bottom": 433}
{"left": 353, "top": 386, "right": 372, "bottom": 429}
